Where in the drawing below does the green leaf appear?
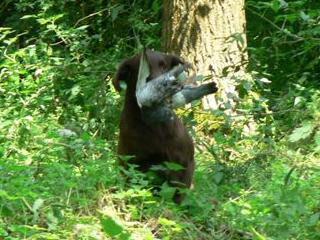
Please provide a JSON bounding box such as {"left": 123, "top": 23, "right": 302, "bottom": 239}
{"left": 271, "top": 0, "right": 280, "bottom": 12}
{"left": 0, "top": 146, "right": 4, "bottom": 158}
{"left": 37, "top": 18, "right": 50, "bottom": 25}
{"left": 100, "top": 216, "right": 123, "bottom": 236}
{"left": 0, "top": 190, "right": 19, "bottom": 200}
{"left": 230, "top": 33, "right": 245, "bottom": 46}
{"left": 152, "top": 1, "right": 161, "bottom": 12}
{"left": 159, "top": 183, "right": 176, "bottom": 200}
{"left": 259, "top": 78, "right": 271, "bottom": 84}
{"left": 289, "top": 122, "right": 315, "bottom": 142}
{"left": 111, "top": 5, "right": 125, "bottom": 22}
{"left": 279, "top": 0, "right": 288, "bottom": 8}
{"left": 0, "top": 226, "right": 8, "bottom": 237}
{"left": 47, "top": 211, "right": 59, "bottom": 230}
{"left": 52, "top": 14, "right": 64, "bottom": 21}
{"left": 308, "top": 213, "right": 320, "bottom": 226}
{"left": 100, "top": 216, "right": 130, "bottom": 240}
{"left": 20, "top": 15, "right": 36, "bottom": 19}
{"left": 71, "top": 85, "right": 81, "bottom": 97}
{"left": 300, "top": 11, "right": 310, "bottom": 21}
{"left": 47, "top": 46, "right": 53, "bottom": 56}
{"left": 4, "top": 37, "right": 18, "bottom": 45}
{"left": 81, "top": 132, "right": 90, "bottom": 141}
{"left": 314, "top": 131, "right": 320, "bottom": 146}
{"left": 0, "top": 205, "right": 14, "bottom": 217}
{"left": 76, "top": 25, "right": 89, "bottom": 30}
{"left": 159, "top": 217, "right": 177, "bottom": 226}
{"left": 150, "top": 165, "right": 167, "bottom": 171}
{"left": 213, "top": 172, "right": 224, "bottom": 184}
{"left": 0, "top": 27, "right": 12, "bottom": 32}
{"left": 294, "top": 96, "right": 304, "bottom": 106}
{"left": 250, "top": 226, "right": 267, "bottom": 240}
{"left": 164, "top": 162, "right": 184, "bottom": 171}
{"left": 32, "top": 198, "right": 44, "bottom": 213}
{"left": 314, "top": 131, "right": 320, "bottom": 152}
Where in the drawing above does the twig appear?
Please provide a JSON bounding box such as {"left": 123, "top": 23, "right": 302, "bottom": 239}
{"left": 74, "top": 7, "right": 110, "bottom": 27}
{"left": 50, "top": 8, "right": 110, "bottom": 46}
{"left": 183, "top": 105, "right": 300, "bottom": 119}
{"left": 3, "top": 48, "right": 16, "bottom": 62}
{"left": 22, "top": 197, "right": 33, "bottom": 212}
{"left": 232, "top": 108, "right": 300, "bottom": 118}
{"left": 50, "top": 40, "right": 64, "bottom": 46}
{"left": 66, "top": 188, "right": 73, "bottom": 206}
{"left": 248, "top": 8, "right": 304, "bottom": 41}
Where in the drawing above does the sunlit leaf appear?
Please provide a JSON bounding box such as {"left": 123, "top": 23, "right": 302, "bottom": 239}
{"left": 270, "top": 0, "right": 280, "bottom": 12}
{"left": 37, "top": 18, "right": 50, "bottom": 25}
{"left": 71, "top": 85, "right": 81, "bottom": 96}
{"left": 289, "top": 122, "right": 315, "bottom": 142}
{"left": 300, "top": 11, "right": 310, "bottom": 21}
{"left": 32, "top": 198, "right": 44, "bottom": 213}
{"left": 20, "top": 15, "right": 36, "bottom": 19}
{"left": 279, "top": 0, "right": 288, "bottom": 8}
{"left": 259, "top": 78, "right": 271, "bottom": 83}
{"left": 100, "top": 216, "right": 130, "bottom": 240}
{"left": 159, "top": 217, "right": 176, "bottom": 226}
{"left": 294, "top": 96, "right": 304, "bottom": 106}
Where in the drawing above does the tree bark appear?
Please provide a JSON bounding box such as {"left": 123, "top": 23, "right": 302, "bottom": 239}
{"left": 163, "top": 0, "right": 247, "bottom": 110}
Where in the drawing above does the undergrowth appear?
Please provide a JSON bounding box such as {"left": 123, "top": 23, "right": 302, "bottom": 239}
{"left": 1, "top": 0, "right": 320, "bottom": 239}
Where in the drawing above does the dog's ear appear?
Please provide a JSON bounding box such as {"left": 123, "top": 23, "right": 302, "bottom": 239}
{"left": 113, "top": 59, "right": 132, "bottom": 92}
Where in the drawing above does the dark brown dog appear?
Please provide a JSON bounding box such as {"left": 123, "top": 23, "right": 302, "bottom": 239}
{"left": 113, "top": 50, "right": 194, "bottom": 203}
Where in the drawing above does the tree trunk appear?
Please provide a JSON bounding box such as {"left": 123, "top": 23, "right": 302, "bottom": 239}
{"left": 163, "top": 0, "right": 247, "bottom": 110}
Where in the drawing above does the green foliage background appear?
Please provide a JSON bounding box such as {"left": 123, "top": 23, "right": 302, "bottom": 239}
{"left": 0, "top": 0, "right": 319, "bottom": 239}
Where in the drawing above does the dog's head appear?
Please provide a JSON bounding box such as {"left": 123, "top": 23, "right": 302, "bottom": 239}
{"left": 113, "top": 50, "right": 187, "bottom": 92}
